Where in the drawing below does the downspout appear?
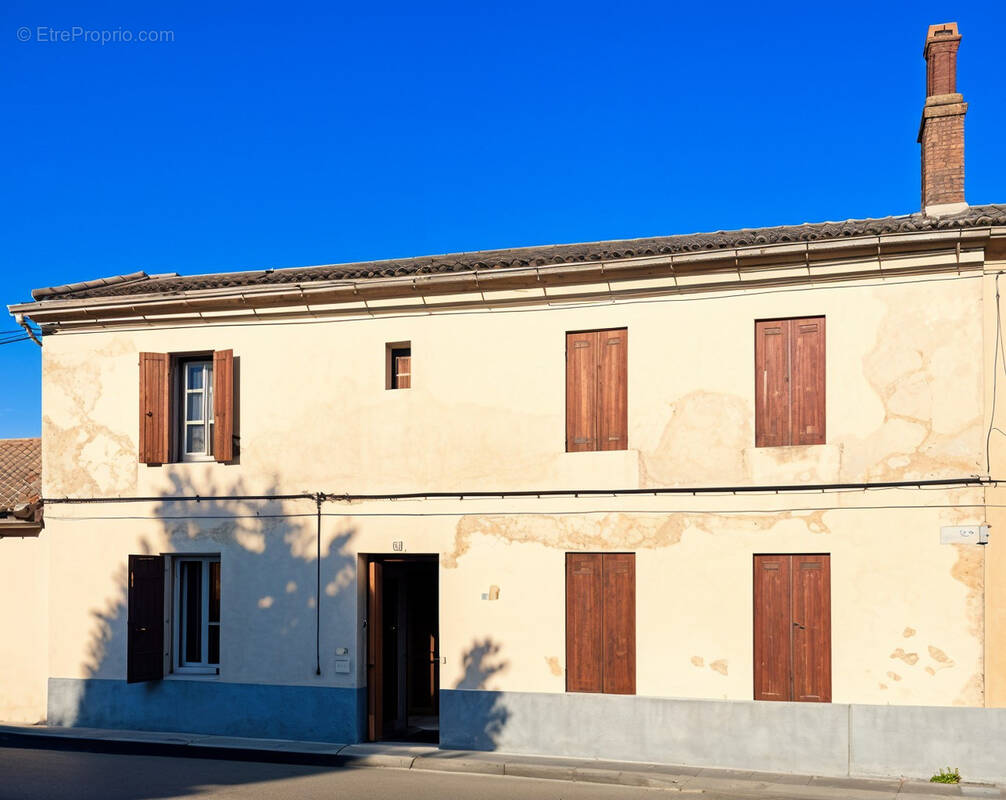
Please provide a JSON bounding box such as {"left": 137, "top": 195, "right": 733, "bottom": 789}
{"left": 315, "top": 492, "right": 324, "bottom": 676}
{"left": 14, "top": 314, "right": 42, "bottom": 347}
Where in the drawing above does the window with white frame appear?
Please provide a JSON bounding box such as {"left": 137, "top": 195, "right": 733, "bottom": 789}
{"left": 181, "top": 359, "right": 214, "bottom": 461}
{"left": 172, "top": 555, "right": 220, "bottom": 674}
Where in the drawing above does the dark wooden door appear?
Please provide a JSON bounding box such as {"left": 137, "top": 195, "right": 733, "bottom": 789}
{"left": 367, "top": 559, "right": 384, "bottom": 741}
{"left": 753, "top": 554, "right": 830, "bottom": 702}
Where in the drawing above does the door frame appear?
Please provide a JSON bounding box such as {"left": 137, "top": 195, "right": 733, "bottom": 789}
{"left": 363, "top": 553, "right": 440, "bottom": 742}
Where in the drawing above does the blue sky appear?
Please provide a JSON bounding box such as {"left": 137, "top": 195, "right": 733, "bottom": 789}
{"left": 1, "top": 1, "right": 1003, "bottom": 437}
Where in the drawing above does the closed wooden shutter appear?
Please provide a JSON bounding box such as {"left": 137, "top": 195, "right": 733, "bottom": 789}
{"left": 566, "top": 552, "right": 635, "bottom": 695}
{"left": 791, "top": 318, "right": 825, "bottom": 446}
{"left": 213, "top": 349, "right": 235, "bottom": 462}
{"left": 138, "top": 353, "right": 170, "bottom": 464}
{"left": 598, "top": 330, "right": 628, "bottom": 451}
{"left": 792, "top": 555, "right": 831, "bottom": 702}
{"left": 566, "top": 553, "right": 603, "bottom": 692}
{"left": 753, "top": 555, "right": 792, "bottom": 701}
{"left": 754, "top": 321, "right": 790, "bottom": 447}
{"left": 601, "top": 553, "right": 635, "bottom": 694}
{"left": 753, "top": 554, "right": 831, "bottom": 703}
{"left": 127, "top": 555, "right": 165, "bottom": 684}
{"left": 566, "top": 332, "right": 598, "bottom": 452}
{"left": 395, "top": 355, "right": 411, "bottom": 389}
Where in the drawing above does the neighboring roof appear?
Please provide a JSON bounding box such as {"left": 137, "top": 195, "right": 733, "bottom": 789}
{"left": 0, "top": 438, "right": 41, "bottom": 511}
{"left": 28, "top": 204, "right": 1006, "bottom": 303}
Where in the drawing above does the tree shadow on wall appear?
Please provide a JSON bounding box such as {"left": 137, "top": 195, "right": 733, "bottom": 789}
{"left": 50, "top": 471, "right": 363, "bottom": 799}
{"left": 443, "top": 637, "right": 510, "bottom": 751}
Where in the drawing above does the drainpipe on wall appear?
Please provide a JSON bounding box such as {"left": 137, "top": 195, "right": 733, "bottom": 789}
{"left": 14, "top": 314, "right": 41, "bottom": 347}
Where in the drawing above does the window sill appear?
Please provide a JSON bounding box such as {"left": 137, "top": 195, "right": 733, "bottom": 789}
{"left": 167, "top": 669, "right": 220, "bottom": 680}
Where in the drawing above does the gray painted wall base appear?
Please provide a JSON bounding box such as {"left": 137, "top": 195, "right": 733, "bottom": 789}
{"left": 441, "top": 689, "right": 1006, "bottom": 783}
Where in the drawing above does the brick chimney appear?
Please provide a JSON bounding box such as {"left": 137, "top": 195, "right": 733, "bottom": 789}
{"left": 918, "top": 23, "right": 967, "bottom": 216}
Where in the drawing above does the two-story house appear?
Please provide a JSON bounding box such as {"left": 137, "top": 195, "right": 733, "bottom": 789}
{"left": 3, "top": 22, "right": 1006, "bottom": 780}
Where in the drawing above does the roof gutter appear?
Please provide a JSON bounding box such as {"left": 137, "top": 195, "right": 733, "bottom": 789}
{"left": 8, "top": 227, "right": 992, "bottom": 328}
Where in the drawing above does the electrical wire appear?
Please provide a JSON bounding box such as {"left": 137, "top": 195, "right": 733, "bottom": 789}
{"left": 987, "top": 272, "right": 1006, "bottom": 473}
{"left": 0, "top": 336, "right": 30, "bottom": 346}
{"left": 41, "top": 502, "right": 1006, "bottom": 522}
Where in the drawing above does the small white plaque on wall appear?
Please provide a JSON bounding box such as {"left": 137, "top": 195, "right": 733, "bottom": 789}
{"left": 940, "top": 525, "right": 989, "bottom": 545}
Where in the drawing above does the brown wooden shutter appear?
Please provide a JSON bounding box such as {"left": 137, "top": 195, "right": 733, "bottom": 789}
{"left": 598, "top": 329, "right": 628, "bottom": 451}
{"left": 213, "top": 349, "right": 235, "bottom": 462}
{"left": 565, "top": 553, "right": 603, "bottom": 692}
{"left": 754, "top": 554, "right": 831, "bottom": 703}
{"left": 754, "top": 321, "right": 790, "bottom": 447}
{"left": 792, "top": 555, "right": 831, "bottom": 702}
{"left": 396, "top": 355, "right": 411, "bottom": 389}
{"left": 791, "top": 318, "right": 825, "bottom": 446}
{"left": 601, "top": 553, "right": 635, "bottom": 694}
{"left": 127, "top": 554, "right": 165, "bottom": 684}
{"left": 566, "top": 332, "right": 598, "bottom": 452}
{"left": 138, "top": 353, "right": 170, "bottom": 464}
{"left": 753, "top": 555, "right": 792, "bottom": 701}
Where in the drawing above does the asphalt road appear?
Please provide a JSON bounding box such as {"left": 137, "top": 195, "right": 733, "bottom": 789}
{"left": 0, "top": 747, "right": 717, "bottom": 800}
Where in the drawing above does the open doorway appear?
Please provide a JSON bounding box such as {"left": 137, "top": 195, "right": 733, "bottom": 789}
{"left": 365, "top": 555, "right": 439, "bottom": 743}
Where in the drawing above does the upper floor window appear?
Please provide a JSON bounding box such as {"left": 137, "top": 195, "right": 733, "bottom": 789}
{"left": 754, "top": 317, "right": 825, "bottom": 447}
{"left": 181, "top": 359, "right": 214, "bottom": 461}
{"left": 566, "top": 329, "right": 627, "bottom": 452}
{"left": 138, "top": 350, "right": 235, "bottom": 465}
{"left": 386, "top": 342, "right": 411, "bottom": 390}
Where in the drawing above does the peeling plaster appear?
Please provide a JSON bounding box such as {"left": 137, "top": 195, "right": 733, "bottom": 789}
{"left": 890, "top": 648, "right": 919, "bottom": 665}
{"left": 446, "top": 510, "right": 830, "bottom": 567}
{"left": 545, "top": 657, "right": 562, "bottom": 677}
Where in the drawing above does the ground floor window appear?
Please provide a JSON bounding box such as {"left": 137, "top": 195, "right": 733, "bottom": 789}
{"left": 172, "top": 555, "right": 220, "bottom": 673}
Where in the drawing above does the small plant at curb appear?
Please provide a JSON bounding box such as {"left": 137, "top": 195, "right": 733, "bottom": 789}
{"left": 930, "top": 767, "right": 961, "bottom": 784}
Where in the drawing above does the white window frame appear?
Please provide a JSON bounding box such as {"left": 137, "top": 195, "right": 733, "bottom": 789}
{"left": 180, "top": 359, "right": 214, "bottom": 462}
{"left": 171, "top": 555, "right": 220, "bottom": 675}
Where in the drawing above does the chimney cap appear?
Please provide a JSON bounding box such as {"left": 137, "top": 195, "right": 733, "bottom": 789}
{"left": 924, "top": 22, "right": 960, "bottom": 55}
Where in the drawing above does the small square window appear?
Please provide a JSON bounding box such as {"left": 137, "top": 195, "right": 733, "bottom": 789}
{"left": 386, "top": 342, "right": 411, "bottom": 390}
{"left": 171, "top": 555, "right": 221, "bottom": 674}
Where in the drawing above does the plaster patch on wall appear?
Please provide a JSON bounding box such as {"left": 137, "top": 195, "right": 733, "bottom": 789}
{"left": 950, "top": 543, "right": 984, "bottom": 641}
{"left": 955, "top": 673, "right": 983, "bottom": 706}
{"left": 903, "top": 627, "right": 916, "bottom": 638}
{"left": 926, "top": 666, "right": 936, "bottom": 676}
{"left": 890, "top": 648, "right": 919, "bottom": 665}
{"left": 709, "top": 659, "right": 728, "bottom": 676}
{"left": 42, "top": 341, "right": 137, "bottom": 496}
{"left": 928, "top": 646, "right": 954, "bottom": 666}
{"left": 640, "top": 391, "right": 752, "bottom": 487}
{"left": 545, "top": 657, "right": 562, "bottom": 676}
{"left": 841, "top": 290, "right": 982, "bottom": 483}
{"left": 691, "top": 656, "right": 704, "bottom": 667}
{"left": 446, "top": 510, "right": 830, "bottom": 567}
{"left": 887, "top": 671, "right": 902, "bottom": 682}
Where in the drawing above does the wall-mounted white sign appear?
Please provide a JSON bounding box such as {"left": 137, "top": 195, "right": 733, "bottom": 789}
{"left": 940, "top": 525, "right": 989, "bottom": 545}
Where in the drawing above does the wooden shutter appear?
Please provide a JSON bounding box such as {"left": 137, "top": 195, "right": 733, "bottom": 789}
{"left": 598, "top": 329, "right": 628, "bottom": 451}
{"left": 792, "top": 555, "right": 831, "bottom": 702}
{"left": 601, "top": 553, "right": 635, "bottom": 694}
{"left": 754, "top": 321, "right": 790, "bottom": 447}
{"left": 565, "top": 553, "right": 603, "bottom": 692}
{"left": 753, "top": 555, "right": 792, "bottom": 701}
{"left": 367, "top": 559, "right": 384, "bottom": 741}
{"left": 566, "top": 332, "right": 598, "bottom": 452}
{"left": 395, "top": 355, "right": 411, "bottom": 389}
{"left": 138, "top": 353, "right": 170, "bottom": 464}
{"left": 753, "top": 554, "right": 831, "bottom": 703}
{"left": 791, "top": 318, "right": 825, "bottom": 446}
{"left": 213, "top": 349, "right": 235, "bottom": 462}
{"left": 127, "top": 555, "right": 165, "bottom": 683}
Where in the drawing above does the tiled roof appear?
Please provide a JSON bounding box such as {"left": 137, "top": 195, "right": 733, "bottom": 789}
{"left": 0, "top": 438, "right": 41, "bottom": 510}
{"left": 29, "top": 204, "right": 1006, "bottom": 303}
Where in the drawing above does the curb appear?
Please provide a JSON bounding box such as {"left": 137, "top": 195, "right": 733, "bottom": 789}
{"left": 0, "top": 726, "right": 1001, "bottom": 799}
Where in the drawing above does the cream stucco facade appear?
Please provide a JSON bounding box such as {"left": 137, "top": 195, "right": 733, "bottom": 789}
{"left": 4, "top": 218, "right": 1006, "bottom": 776}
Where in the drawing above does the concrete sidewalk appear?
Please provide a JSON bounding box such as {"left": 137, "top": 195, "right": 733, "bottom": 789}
{"left": 0, "top": 723, "right": 1001, "bottom": 799}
